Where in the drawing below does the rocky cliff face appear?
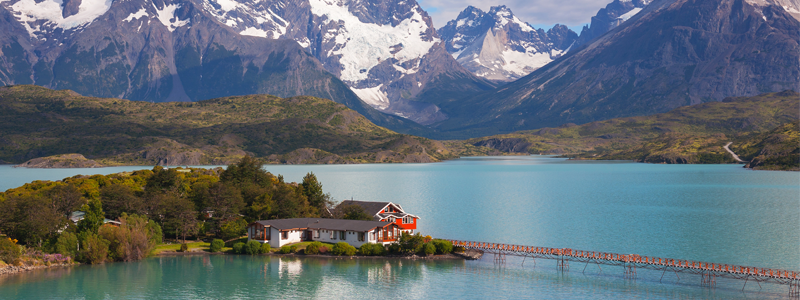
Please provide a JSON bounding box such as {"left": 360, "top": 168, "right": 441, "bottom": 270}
{"left": 431, "top": 0, "right": 800, "bottom": 138}
{"left": 575, "top": 0, "right": 652, "bottom": 47}
{"left": 188, "top": 0, "right": 495, "bottom": 124}
{"left": 439, "top": 6, "right": 578, "bottom": 82}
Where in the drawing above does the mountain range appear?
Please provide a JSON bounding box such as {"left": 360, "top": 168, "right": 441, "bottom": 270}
{"left": 429, "top": 0, "right": 800, "bottom": 138}
{"left": 0, "top": 0, "right": 798, "bottom": 140}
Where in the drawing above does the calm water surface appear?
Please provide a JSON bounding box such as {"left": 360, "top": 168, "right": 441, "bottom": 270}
{"left": 0, "top": 156, "right": 798, "bottom": 299}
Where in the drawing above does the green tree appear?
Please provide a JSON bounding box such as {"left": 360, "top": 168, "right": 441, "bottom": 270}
{"left": 80, "top": 234, "right": 109, "bottom": 264}
{"left": 218, "top": 218, "right": 247, "bottom": 240}
{"left": 335, "top": 204, "right": 373, "bottom": 221}
{"left": 397, "top": 232, "right": 425, "bottom": 255}
{"left": 145, "top": 166, "right": 181, "bottom": 193}
{"left": 100, "top": 184, "right": 143, "bottom": 219}
{"left": 77, "top": 199, "right": 104, "bottom": 236}
{"left": 46, "top": 184, "right": 84, "bottom": 217}
{"left": 55, "top": 232, "right": 79, "bottom": 258}
{"left": 300, "top": 172, "right": 332, "bottom": 217}
{"left": 0, "top": 194, "right": 67, "bottom": 245}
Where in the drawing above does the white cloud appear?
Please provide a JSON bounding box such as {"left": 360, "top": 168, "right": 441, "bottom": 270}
{"left": 418, "top": 0, "right": 613, "bottom": 29}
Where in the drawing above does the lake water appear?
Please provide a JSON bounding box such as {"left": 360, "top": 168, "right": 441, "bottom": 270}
{"left": 1, "top": 156, "right": 798, "bottom": 299}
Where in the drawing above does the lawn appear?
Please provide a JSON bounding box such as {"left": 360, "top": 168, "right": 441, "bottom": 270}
{"left": 152, "top": 242, "right": 211, "bottom": 254}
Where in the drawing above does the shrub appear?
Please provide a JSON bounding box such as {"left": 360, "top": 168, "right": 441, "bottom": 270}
{"left": 358, "top": 243, "right": 385, "bottom": 256}
{"left": 233, "top": 242, "right": 245, "bottom": 254}
{"left": 422, "top": 243, "right": 436, "bottom": 256}
{"left": 245, "top": 240, "right": 261, "bottom": 255}
{"left": 278, "top": 246, "right": 293, "bottom": 254}
{"left": 210, "top": 239, "right": 224, "bottom": 252}
{"left": 398, "top": 232, "right": 425, "bottom": 254}
{"left": 331, "top": 242, "right": 356, "bottom": 256}
{"left": 453, "top": 246, "right": 465, "bottom": 253}
{"left": 432, "top": 240, "right": 453, "bottom": 255}
{"left": 387, "top": 243, "right": 401, "bottom": 254}
{"left": 81, "top": 234, "right": 109, "bottom": 264}
{"left": 55, "top": 232, "right": 79, "bottom": 258}
{"left": 0, "top": 238, "right": 21, "bottom": 264}
{"left": 305, "top": 242, "right": 323, "bottom": 255}
{"left": 179, "top": 244, "right": 189, "bottom": 252}
{"left": 260, "top": 243, "right": 271, "bottom": 254}
{"left": 318, "top": 246, "right": 329, "bottom": 254}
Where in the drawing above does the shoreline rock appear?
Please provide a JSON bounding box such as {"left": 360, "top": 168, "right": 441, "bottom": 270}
{"left": 0, "top": 262, "right": 74, "bottom": 276}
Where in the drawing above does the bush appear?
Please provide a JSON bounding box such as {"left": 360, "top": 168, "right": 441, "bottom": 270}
{"left": 387, "top": 243, "right": 401, "bottom": 254}
{"left": 331, "top": 242, "right": 356, "bottom": 256}
{"left": 179, "top": 244, "right": 189, "bottom": 252}
{"left": 233, "top": 242, "right": 245, "bottom": 254}
{"left": 398, "top": 232, "right": 425, "bottom": 254}
{"left": 210, "top": 239, "right": 224, "bottom": 252}
{"left": 358, "top": 243, "right": 385, "bottom": 256}
{"left": 80, "top": 234, "right": 109, "bottom": 264}
{"left": 245, "top": 240, "right": 262, "bottom": 255}
{"left": 422, "top": 243, "right": 436, "bottom": 256}
{"left": 260, "top": 243, "right": 271, "bottom": 254}
{"left": 0, "top": 238, "right": 21, "bottom": 264}
{"left": 55, "top": 232, "right": 79, "bottom": 258}
{"left": 278, "top": 246, "right": 293, "bottom": 254}
{"left": 432, "top": 240, "right": 453, "bottom": 255}
{"left": 453, "top": 246, "right": 465, "bottom": 253}
{"left": 305, "top": 242, "right": 323, "bottom": 255}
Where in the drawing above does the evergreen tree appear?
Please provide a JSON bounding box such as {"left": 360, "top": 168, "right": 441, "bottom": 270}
{"left": 77, "top": 199, "right": 104, "bottom": 236}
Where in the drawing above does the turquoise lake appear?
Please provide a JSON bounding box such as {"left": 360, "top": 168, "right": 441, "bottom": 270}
{"left": 0, "top": 156, "right": 798, "bottom": 299}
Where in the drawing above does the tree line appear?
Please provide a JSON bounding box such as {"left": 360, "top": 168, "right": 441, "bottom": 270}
{"left": 0, "top": 156, "right": 333, "bottom": 263}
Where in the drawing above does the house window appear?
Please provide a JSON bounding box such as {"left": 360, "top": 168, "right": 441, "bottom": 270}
{"left": 388, "top": 217, "right": 395, "bottom": 223}
{"left": 331, "top": 230, "right": 336, "bottom": 240}
{"left": 403, "top": 217, "right": 414, "bottom": 224}
{"left": 314, "top": 230, "right": 319, "bottom": 238}
{"left": 281, "top": 231, "right": 288, "bottom": 240}
{"left": 358, "top": 232, "right": 365, "bottom": 242}
{"left": 385, "top": 206, "right": 394, "bottom": 213}
{"left": 340, "top": 231, "right": 346, "bottom": 240}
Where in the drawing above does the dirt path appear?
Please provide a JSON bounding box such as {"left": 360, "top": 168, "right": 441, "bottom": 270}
{"left": 724, "top": 142, "right": 744, "bottom": 162}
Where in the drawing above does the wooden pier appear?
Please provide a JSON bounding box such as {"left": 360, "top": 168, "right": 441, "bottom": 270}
{"left": 446, "top": 239, "right": 800, "bottom": 296}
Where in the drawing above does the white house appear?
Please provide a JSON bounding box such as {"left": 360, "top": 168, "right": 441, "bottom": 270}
{"left": 246, "top": 218, "right": 401, "bottom": 248}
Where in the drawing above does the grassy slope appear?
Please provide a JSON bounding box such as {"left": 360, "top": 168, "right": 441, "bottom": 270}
{"left": 0, "top": 85, "right": 480, "bottom": 165}
{"left": 736, "top": 121, "right": 800, "bottom": 171}
{"left": 467, "top": 91, "right": 799, "bottom": 168}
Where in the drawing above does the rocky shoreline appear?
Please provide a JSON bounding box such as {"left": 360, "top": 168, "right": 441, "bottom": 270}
{"left": 0, "top": 263, "right": 74, "bottom": 276}
{"left": 157, "top": 250, "right": 473, "bottom": 260}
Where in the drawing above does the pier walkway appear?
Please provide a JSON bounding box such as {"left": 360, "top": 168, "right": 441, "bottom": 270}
{"left": 446, "top": 239, "right": 800, "bottom": 296}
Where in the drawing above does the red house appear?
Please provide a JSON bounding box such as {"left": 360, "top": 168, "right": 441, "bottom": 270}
{"left": 335, "top": 201, "right": 419, "bottom": 234}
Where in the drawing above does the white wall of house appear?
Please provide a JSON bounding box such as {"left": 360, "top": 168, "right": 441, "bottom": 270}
{"left": 272, "top": 228, "right": 304, "bottom": 248}
{"left": 312, "top": 229, "right": 384, "bottom": 248}
{"left": 249, "top": 226, "right": 394, "bottom": 249}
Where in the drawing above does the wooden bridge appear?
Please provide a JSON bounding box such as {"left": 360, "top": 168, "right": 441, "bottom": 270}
{"left": 446, "top": 239, "right": 800, "bottom": 296}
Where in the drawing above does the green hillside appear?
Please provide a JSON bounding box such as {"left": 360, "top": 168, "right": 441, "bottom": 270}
{"left": 467, "top": 91, "right": 799, "bottom": 169}
{"left": 0, "top": 85, "right": 468, "bottom": 166}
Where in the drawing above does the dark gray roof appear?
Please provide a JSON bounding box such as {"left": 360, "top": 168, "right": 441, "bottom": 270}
{"left": 336, "top": 200, "right": 392, "bottom": 216}
{"left": 253, "top": 218, "right": 393, "bottom": 232}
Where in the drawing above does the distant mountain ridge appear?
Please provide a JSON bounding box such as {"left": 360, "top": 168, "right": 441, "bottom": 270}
{"left": 438, "top": 6, "right": 578, "bottom": 82}
{"left": 428, "top": 0, "right": 800, "bottom": 138}
{"left": 0, "top": 0, "right": 494, "bottom": 127}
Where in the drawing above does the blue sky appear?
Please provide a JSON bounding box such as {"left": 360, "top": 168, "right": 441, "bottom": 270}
{"left": 417, "top": 0, "right": 616, "bottom": 32}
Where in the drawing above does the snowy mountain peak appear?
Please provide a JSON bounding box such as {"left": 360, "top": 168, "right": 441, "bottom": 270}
{"left": 0, "top": 0, "right": 113, "bottom": 38}
{"left": 439, "top": 5, "right": 577, "bottom": 81}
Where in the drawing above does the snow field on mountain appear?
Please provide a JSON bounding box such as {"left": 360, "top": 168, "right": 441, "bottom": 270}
{"left": 123, "top": 8, "right": 148, "bottom": 22}
{"left": 308, "top": 0, "right": 437, "bottom": 82}
{"left": 351, "top": 85, "right": 390, "bottom": 109}
{"left": 201, "top": 0, "right": 287, "bottom": 39}
{"left": 154, "top": 3, "right": 189, "bottom": 32}
{"left": 2, "top": 0, "right": 112, "bottom": 37}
